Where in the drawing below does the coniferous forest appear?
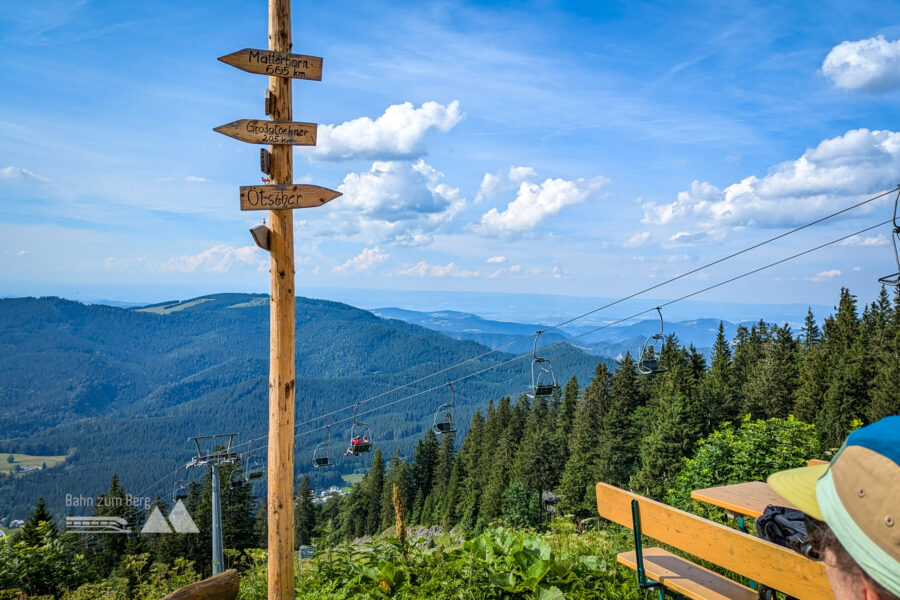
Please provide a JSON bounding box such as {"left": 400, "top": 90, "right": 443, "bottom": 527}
{"left": 1, "top": 286, "right": 898, "bottom": 598}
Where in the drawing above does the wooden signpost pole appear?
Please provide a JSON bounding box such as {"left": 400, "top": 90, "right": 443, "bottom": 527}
{"left": 266, "top": 0, "right": 295, "bottom": 598}
{"left": 216, "top": 2, "right": 339, "bottom": 596}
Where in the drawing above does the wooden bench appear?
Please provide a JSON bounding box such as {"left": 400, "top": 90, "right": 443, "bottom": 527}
{"left": 595, "top": 482, "right": 834, "bottom": 600}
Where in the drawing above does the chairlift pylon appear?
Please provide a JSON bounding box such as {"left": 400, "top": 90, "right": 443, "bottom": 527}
{"left": 346, "top": 403, "right": 372, "bottom": 456}
{"left": 638, "top": 307, "right": 667, "bottom": 376}
{"left": 878, "top": 186, "right": 900, "bottom": 286}
{"left": 313, "top": 425, "right": 334, "bottom": 468}
{"left": 432, "top": 382, "right": 456, "bottom": 435}
{"left": 527, "top": 330, "right": 560, "bottom": 400}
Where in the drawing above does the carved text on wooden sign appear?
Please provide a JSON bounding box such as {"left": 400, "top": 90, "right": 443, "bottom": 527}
{"left": 218, "top": 49, "right": 323, "bottom": 81}
{"left": 240, "top": 184, "right": 341, "bottom": 211}
{"left": 214, "top": 120, "right": 317, "bottom": 145}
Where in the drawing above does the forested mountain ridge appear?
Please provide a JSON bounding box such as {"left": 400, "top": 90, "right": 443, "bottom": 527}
{"left": 0, "top": 293, "right": 605, "bottom": 521}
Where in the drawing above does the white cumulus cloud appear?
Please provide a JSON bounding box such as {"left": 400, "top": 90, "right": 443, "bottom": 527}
{"left": 486, "top": 255, "right": 507, "bottom": 264}
{"left": 475, "top": 172, "right": 502, "bottom": 203}
{"left": 821, "top": 35, "right": 900, "bottom": 93}
{"left": 839, "top": 233, "right": 890, "bottom": 247}
{"left": 325, "top": 160, "right": 465, "bottom": 246}
{"left": 622, "top": 231, "right": 650, "bottom": 248}
{"left": 475, "top": 166, "right": 540, "bottom": 203}
{"left": 333, "top": 246, "right": 390, "bottom": 273}
{"left": 808, "top": 269, "right": 842, "bottom": 282}
{"left": 0, "top": 165, "right": 49, "bottom": 182}
{"left": 163, "top": 245, "right": 262, "bottom": 273}
{"left": 399, "top": 261, "right": 480, "bottom": 278}
{"left": 185, "top": 176, "right": 209, "bottom": 183}
{"left": 105, "top": 245, "right": 264, "bottom": 273}
{"left": 315, "top": 101, "right": 463, "bottom": 161}
{"left": 472, "top": 176, "right": 608, "bottom": 236}
{"left": 508, "top": 166, "right": 537, "bottom": 182}
{"left": 642, "top": 129, "right": 900, "bottom": 236}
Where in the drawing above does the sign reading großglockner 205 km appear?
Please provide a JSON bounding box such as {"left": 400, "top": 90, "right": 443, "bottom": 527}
{"left": 216, "top": 3, "right": 339, "bottom": 596}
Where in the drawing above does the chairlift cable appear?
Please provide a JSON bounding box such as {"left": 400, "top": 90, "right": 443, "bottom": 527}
{"left": 122, "top": 201, "right": 899, "bottom": 518}
{"left": 229, "top": 188, "right": 897, "bottom": 456}
{"left": 241, "top": 218, "right": 893, "bottom": 452}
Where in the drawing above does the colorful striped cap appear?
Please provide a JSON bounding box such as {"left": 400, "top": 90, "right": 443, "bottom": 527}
{"left": 768, "top": 416, "right": 900, "bottom": 597}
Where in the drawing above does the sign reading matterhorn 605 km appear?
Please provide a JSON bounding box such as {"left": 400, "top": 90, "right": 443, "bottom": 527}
{"left": 218, "top": 48, "right": 323, "bottom": 81}
{"left": 216, "top": 2, "right": 339, "bottom": 596}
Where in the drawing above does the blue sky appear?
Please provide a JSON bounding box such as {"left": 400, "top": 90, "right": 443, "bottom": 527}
{"left": 3, "top": 0, "right": 900, "bottom": 308}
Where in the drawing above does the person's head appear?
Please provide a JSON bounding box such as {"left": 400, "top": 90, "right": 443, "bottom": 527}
{"left": 768, "top": 416, "right": 900, "bottom": 600}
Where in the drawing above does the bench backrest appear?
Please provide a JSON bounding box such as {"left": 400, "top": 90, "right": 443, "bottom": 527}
{"left": 595, "top": 482, "right": 834, "bottom": 600}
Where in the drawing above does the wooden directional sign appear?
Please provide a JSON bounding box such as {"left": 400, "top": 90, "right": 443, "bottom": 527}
{"left": 218, "top": 48, "right": 323, "bottom": 81}
{"left": 240, "top": 184, "right": 341, "bottom": 211}
{"left": 214, "top": 120, "right": 317, "bottom": 146}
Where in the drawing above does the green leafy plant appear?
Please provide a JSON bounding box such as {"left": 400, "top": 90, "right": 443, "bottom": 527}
{"left": 665, "top": 415, "right": 820, "bottom": 517}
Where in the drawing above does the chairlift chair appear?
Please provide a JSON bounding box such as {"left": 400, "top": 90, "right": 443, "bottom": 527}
{"left": 527, "top": 330, "right": 560, "bottom": 400}
{"left": 229, "top": 466, "right": 245, "bottom": 489}
{"left": 173, "top": 480, "right": 188, "bottom": 502}
{"left": 432, "top": 382, "right": 456, "bottom": 435}
{"left": 348, "top": 403, "right": 372, "bottom": 455}
{"left": 313, "top": 425, "right": 334, "bottom": 468}
{"left": 85, "top": 534, "right": 105, "bottom": 554}
{"left": 638, "top": 307, "right": 667, "bottom": 376}
{"left": 244, "top": 454, "right": 264, "bottom": 482}
{"left": 878, "top": 187, "right": 900, "bottom": 286}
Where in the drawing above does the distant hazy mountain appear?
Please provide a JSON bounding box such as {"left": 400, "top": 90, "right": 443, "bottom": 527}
{"left": 0, "top": 294, "right": 605, "bottom": 521}
{"left": 308, "top": 287, "right": 832, "bottom": 330}
{"left": 370, "top": 307, "right": 569, "bottom": 354}
{"left": 372, "top": 307, "right": 753, "bottom": 360}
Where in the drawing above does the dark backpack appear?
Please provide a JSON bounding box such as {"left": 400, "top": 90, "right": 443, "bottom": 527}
{"left": 755, "top": 505, "right": 818, "bottom": 600}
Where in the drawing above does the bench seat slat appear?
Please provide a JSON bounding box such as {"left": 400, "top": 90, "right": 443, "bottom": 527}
{"left": 596, "top": 482, "right": 834, "bottom": 600}
{"left": 618, "top": 548, "right": 757, "bottom": 600}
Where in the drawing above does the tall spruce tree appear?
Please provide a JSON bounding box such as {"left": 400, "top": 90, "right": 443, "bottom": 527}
{"left": 801, "top": 307, "right": 821, "bottom": 353}
{"left": 702, "top": 322, "right": 738, "bottom": 428}
{"left": 410, "top": 430, "right": 439, "bottom": 521}
{"left": 428, "top": 430, "right": 456, "bottom": 524}
{"left": 380, "top": 450, "right": 411, "bottom": 531}
{"left": 220, "top": 461, "right": 258, "bottom": 557}
{"left": 795, "top": 309, "right": 827, "bottom": 423}
{"left": 744, "top": 324, "right": 798, "bottom": 419}
{"left": 869, "top": 305, "right": 900, "bottom": 421}
{"left": 511, "top": 395, "right": 558, "bottom": 494}
{"left": 88, "top": 474, "right": 131, "bottom": 576}
{"left": 295, "top": 476, "right": 315, "bottom": 547}
{"left": 632, "top": 351, "right": 705, "bottom": 499}
{"left": 365, "top": 449, "right": 385, "bottom": 534}
{"left": 557, "top": 376, "right": 579, "bottom": 442}
{"left": 12, "top": 497, "right": 56, "bottom": 547}
{"left": 557, "top": 363, "right": 609, "bottom": 517}
{"left": 595, "top": 353, "right": 646, "bottom": 486}
{"left": 817, "top": 289, "right": 869, "bottom": 448}
{"left": 457, "top": 411, "right": 486, "bottom": 532}
{"left": 480, "top": 427, "right": 515, "bottom": 521}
